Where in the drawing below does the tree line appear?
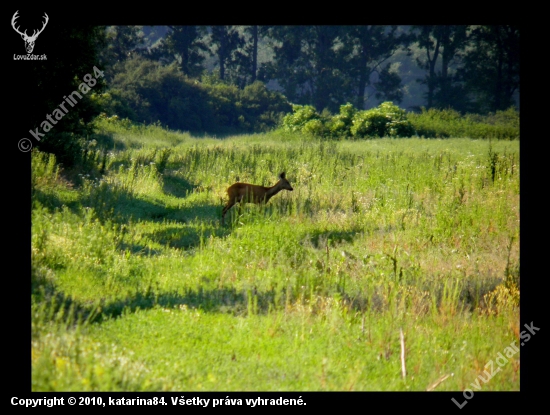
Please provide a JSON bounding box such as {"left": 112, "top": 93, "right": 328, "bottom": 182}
{"left": 18, "top": 25, "right": 519, "bottom": 165}
{"left": 132, "top": 25, "right": 519, "bottom": 113}
{"left": 107, "top": 25, "right": 517, "bottom": 115}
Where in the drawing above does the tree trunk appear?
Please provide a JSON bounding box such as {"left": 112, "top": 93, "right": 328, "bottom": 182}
{"left": 493, "top": 26, "right": 504, "bottom": 111}
{"left": 356, "top": 34, "right": 370, "bottom": 109}
{"left": 313, "top": 26, "right": 333, "bottom": 112}
{"left": 219, "top": 39, "right": 226, "bottom": 80}
{"left": 251, "top": 25, "right": 258, "bottom": 83}
{"left": 427, "top": 37, "right": 440, "bottom": 108}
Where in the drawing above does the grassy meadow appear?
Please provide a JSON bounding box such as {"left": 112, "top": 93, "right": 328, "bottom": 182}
{"left": 31, "top": 118, "right": 519, "bottom": 391}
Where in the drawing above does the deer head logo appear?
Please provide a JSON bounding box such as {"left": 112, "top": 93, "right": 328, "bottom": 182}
{"left": 11, "top": 11, "right": 49, "bottom": 54}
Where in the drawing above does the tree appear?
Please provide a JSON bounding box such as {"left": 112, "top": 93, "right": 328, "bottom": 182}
{"left": 102, "top": 26, "right": 144, "bottom": 64}
{"left": 247, "top": 25, "right": 259, "bottom": 83}
{"left": 209, "top": 26, "right": 245, "bottom": 81}
{"left": 413, "top": 25, "right": 471, "bottom": 111}
{"left": 265, "top": 26, "right": 346, "bottom": 112}
{"left": 210, "top": 25, "right": 263, "bottom": 88}
{"left": 100, "top": 26, "right": 146, "bottom": 82}
{"left": 13, "top": 22, "right": 106, "bottom": 166}
{"left": 461, "top": 25, "right": 519, "bottom": 113}
{"left": 374, "top": 64, "right": 404, "bottom": 103}
{"left": 104, "top": 55, "right": 290, "bottom": 134}
{"left": 343, "top": 26, "right": 411, "bottom": 109}
{"left": 231, "top": 25, "right": 270, "bottom": 87}
{"left": 263, "top": 26, "right": 409, "bottom": 112}
{"left": 164, "top": 26, "right": 208, "bottom": 77}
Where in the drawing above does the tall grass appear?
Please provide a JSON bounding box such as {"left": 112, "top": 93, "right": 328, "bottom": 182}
{"left": 407, "top": 107, "right": 519, "bottom": 139}
{"left": 31, "top": 125, "right": 519, "bottom": 391}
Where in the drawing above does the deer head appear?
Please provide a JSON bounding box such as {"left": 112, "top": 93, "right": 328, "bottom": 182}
{"left": 12, "top": 11, "right": 49, "bottom": 54}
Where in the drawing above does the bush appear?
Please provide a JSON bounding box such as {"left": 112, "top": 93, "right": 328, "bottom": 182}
{"left": 327, "top": 103, "right": 356, "bottom": 138}
{"left": 281, "top": 101, "right": 519, "bottom": 140}
{"left": 302, "top": 118, "right": 328, "bottom": 137}
{"left": 282, "top": 101, "right": 415, "bottom": 139}
{"left": 281, "top": 104, "right": 321, "bottom": 133}
{"left": 240, "top": 81, "right": 293, "bottom": 132}
{"left": 105, "top": 56, "right": 291, "bottom": 135}
{"left": 351, "top": 102, "right": 415, "bottom": 138}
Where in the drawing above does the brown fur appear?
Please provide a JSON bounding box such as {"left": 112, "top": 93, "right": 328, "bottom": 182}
{"left": 222, "top": 172, "right": 293, "bottom": 224}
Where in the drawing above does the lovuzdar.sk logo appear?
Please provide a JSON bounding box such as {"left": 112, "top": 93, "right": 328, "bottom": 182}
{"left": 12, "top": 10, "right": 48, "bottom": 60}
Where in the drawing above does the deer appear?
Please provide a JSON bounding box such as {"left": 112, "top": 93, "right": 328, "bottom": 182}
{"left": 11, "top": 11, "right": 49, "bottom": 54}
{"left": 221, "top": 172, "right": 293, "bottom": 225}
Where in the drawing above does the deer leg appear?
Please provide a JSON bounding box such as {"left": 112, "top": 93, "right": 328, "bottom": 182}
{"left": 221, "top": 201, "right": 235, "bottom": 225}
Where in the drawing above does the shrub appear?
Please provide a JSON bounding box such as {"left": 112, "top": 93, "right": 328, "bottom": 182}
{"left": 351, "top": 102, "right": 415, "bottom": 138}
{"left": 282, "top": 102, "right": 519, "bottom": 140}
{"left": 327, "top": 103, "right": 356, "bottom": 138}
{"left": 302, "top": 118, "right": 328, "bottom": 137}
{"left": 282, "top": 104, "right": 321, "bottom": 133}
{"left": 105, "top": 56, "right": 291, "bottom": 135}
{"left": 282, "top": 101, "right": 416, "bottom": 139}
{"left": 240, "top": 81, "right": 292, "bottom": 132}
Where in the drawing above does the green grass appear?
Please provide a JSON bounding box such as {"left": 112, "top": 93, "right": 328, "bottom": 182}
{"left": 407, "top": 107, "right": 519, "bottom": 140}
{"left": 31, "top": 124, "right": 519, "bottom": 391}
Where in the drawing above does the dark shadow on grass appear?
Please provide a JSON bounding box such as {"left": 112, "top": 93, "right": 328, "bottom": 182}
{"left": 113, "top": 198, "right": 221, "bottom": 225}
{"left": 79, "top": 176, "right": 220, "bottom": 226}
{"left": 99, "top": 287, "right": 274, "bottom": 321}
{"left": 32, "top": 188, "right": 80, "bottom": 212}
{"left": 110, "top": 197, "right": 227, "bottom": 251}
{"left": 162, "top": 173, "right": 197, "bottom": 198}
{"left": 92, "top": 132, "right": 118, "bottom": 150}
{"left": 146, "top": 224, "right": 230, "bottom": 250}
{"left": 34, "top": 172, "right": 229, "bottom": 254}
{"left": 33, "top": 159, "right": 227, "bottom": 229}
{"left": 301, "top": 227, "right": 364, "bottom": 248}
{"left": 34, "top": 271, "right": 508, "bottom": 327}
{"left": 33, "top": 283, "right": 282, "bottom": 324}
{"left": 117, "top": 241, "right": 163, "bottom": 256}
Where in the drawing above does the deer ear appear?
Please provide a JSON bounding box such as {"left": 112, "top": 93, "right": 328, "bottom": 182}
{"left": 279, "top": 172, "right": 286, "bottom": 179}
